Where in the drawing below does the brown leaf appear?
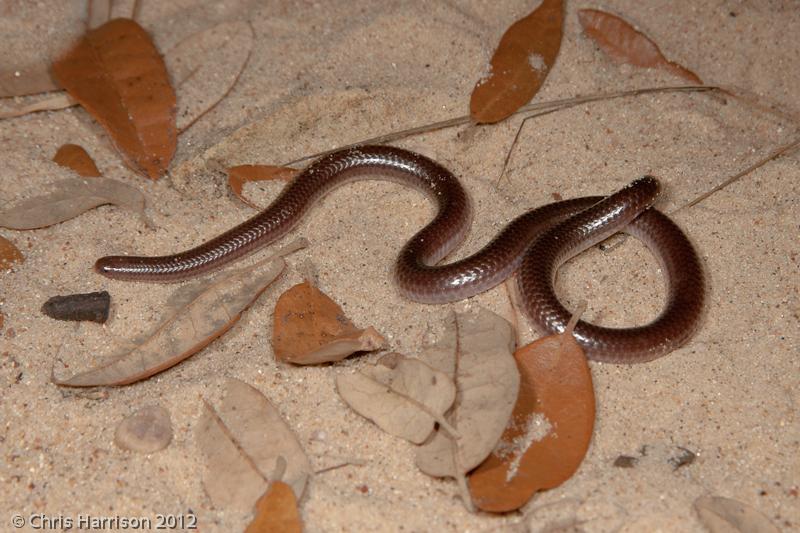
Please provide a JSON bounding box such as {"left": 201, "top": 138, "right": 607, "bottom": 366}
{"left": 53, "top": 144, "right": 102, "bottom": 177}
{"left": 415, "top": 309, "right": 519, "bottom": 478}
{"left": 245, "top": 481, "right": 303, "bottom": 533}
{"left": 227, "top": 165, "right": 298, "bottom": 209}
{"left": 52, "top": 19, "right": 177, "bottom": 180}
{"left": 53, "top": 241, "right": 302, "bottom": 386}
{"left": 197, "top": 378, "right": 311, "bottom": 512}
{"left": 114, "top": 405, "right": 173, "bottom": 453}
{"left": 467, "top": 311, "right": 595, "bottom": 512}
{"left": 336, "top": 352, "right": 457, "bottom": 444}
{"left": 578, "top": 9, "right": 702, "bottom": 84}
{"left": 0, "top": 93, "right": 76, "bottom": 119}
{"left": 694, "top": 496, "right": 780, "bottom": 533}
{"left": 272, "top": 282, "right": 387, "bottom": 365}
{"left": 470, "top": 0, "right": 564, "bottom": 124}
{"left": 0, "top": 178, "right": 146, "bottom": 230}
{"left": 163, "top": 21, "right": 254, "bottom": 132}
{"left": 0, "top": 236, "right": 25, "bottom": 271}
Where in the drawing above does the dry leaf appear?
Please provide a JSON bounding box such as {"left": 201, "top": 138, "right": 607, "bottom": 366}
{"left": 0, "top": 236, "right": 25, "bottom": 271}
{"left": 0, "top": 178, "right": 146, "bottom": 230}
{"left": 53, "top": 144, "right": 102, "bottom": 177}
{"left": 272, "top": 281, "right": 387, "bottom": 365}
{"left": 578, "top": 9, "right": 702, "bottom": 84}
{"left": 468, "top": 311, "right": 595, "bottom": 512}
{"left": 245, "top": 481, "right": 303, "bottom": 533}
{"left": 164, "top": 21, "right": 254, "bottom": 132}
{"left": 52, "top": 19, "right": 177, "bottom": 180}
{"left": 0, "top": 65, "right": 59, "bottom": 98}
{"left": 470, "top": 0, "right": 564, "bottom": 124}
{"left": 197, "top": 378, "right": 312, "bottom": 512}
{"left": 0, "top": 93, "right": 76, "bottom": 119}
{"left": 694, "top": 496, "right": 780, "bottom": 533}
{"left": 227, "top": 165, "right": 298, "bottom": 209}
{"left": 114, "top": 405, "right": 173, "bottom": 453}
{"left": 416, "top": 309, "right": 519, "bottom": 478}
{"left": 336, "top": 352, "right": 457, "bottom": 444}
{"left": 53, "top": 242, "right": 300, "bottom": 386}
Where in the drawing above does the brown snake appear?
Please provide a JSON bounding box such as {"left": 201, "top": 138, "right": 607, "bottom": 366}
{"left": 96, "top": 145, "right": 704, "bottom": 363}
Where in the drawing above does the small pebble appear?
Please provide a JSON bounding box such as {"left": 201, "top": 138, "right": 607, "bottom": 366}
{"left": 41, "top": 290, "right": 111, "bottom": 323}
{"left": 114, "top": 405, "right": 173, "bottom": 453}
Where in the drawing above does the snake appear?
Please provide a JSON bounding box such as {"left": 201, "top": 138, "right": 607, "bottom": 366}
{"left": 95, "top": 145, "right": 704, "bottom": 363}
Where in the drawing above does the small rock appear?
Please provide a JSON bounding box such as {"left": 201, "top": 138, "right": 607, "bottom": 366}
{"left": 114, "top": 405, "right": 173, "bottom": 453}
{"left": 42, "top": 291, "right": 111, "bottom": 323}
{"left": 613, "top": 455, "right": 638, "bottom": 468}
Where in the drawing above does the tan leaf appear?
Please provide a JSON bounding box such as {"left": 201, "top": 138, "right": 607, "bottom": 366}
{"left": 578, "top": 9, "right": 702, "bottom": 84}
{"left": 0, "top": 93, "right": 76, "bottom": 119}
{"left": 336, "top": 352, "right": 457, "bottom": 444}
{"left": 415, "top": 309, "right": 519, "bottom": 478}
{"left": 468, "top": 311, "right": 595, "bottom": 512}
{"left": 52, "top": 19, "right": 177, "bottom": 180}
{"left": 245, "top": 480, "right": 303, "bottom": 533}
{"left": 0, "top": 64, "right": 59, "bottom": 98}
{"left": 0, "top": 236, "right": 25, "bottom": 271}
{"left": 470, "top": 0, "right": 564, "bottom": 124}
{"left": 53, "top": 242, "right": 301, "bottom": 386}
{"left": 694, "top": 496, "right": 780, "bottom": 533}
{"left": 164, "top": 21, "right": 254, "bottom": 132}
{"left": 0, "top": 178, "right": 146, "bottom": 230}
{"left": 272, "top": 281, "right": 387, "bottom": 365}
{"left": 53, "top": 144, "right": 102, "bottom": 177}
{"left": 197, "top": 378, "right": 312, "bottom": 512}
{"left": 227, "top": 165, "right": 298, "bottom": 209}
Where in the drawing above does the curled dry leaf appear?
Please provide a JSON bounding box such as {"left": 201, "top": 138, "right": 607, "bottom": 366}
{"left": 163, "top": 21, "right": 254, "bottom": 132}
{"left": 336, "top": 352, "right": 457, "bottom": 444}
{"left": 197, "top": 378, "right": 312, "bottom": 512}
{"left": 53, "top": 241, "right": 303, "bottom": 386}
{"left": 578, "top": 9, "right": 702, "bottom": 84}
{"left": 114, "top": 405, "right": 173, "bottom": 453}
{"left": 694, "top": 496, "right": 780, "bottom": 533}
{"left": 272, "top": 281, "right": 387, "bottom": 365}
{"left": 0, "top": 178, "right": 146, "bottom": 230}
{"left": 0, "top": 93, "right": 76, "bottom": 120}
{"left": 467, "top": 310, "right": 595, "bottom": 512}
{"left": 244, "top": 481, "right": 303, "bottom": 533}
{"left": 470, "top": 0, "right": 564, "bottom": 124}
{"left": 416, "top": 308, "right": 519, "bottom": 478}
{"left": 0, "top": 236, "right": 25, "bottom": 271}
{"left": 52, "top": 19, "right": 177, "bottom": 180}
{"left": 53, "top": 144, "right": 101, "bottom": 177}
{"left": 227, "top": 165, "right": 298, "bottom": 209}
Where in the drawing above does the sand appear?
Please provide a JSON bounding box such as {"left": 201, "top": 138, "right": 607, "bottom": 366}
{"left": 1, "top": 1, "right": 798, "bottom": 531}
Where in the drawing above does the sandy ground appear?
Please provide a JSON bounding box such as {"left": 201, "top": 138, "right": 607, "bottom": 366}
{"left": 1, "top": 1, "right": 798, "bottom": 531}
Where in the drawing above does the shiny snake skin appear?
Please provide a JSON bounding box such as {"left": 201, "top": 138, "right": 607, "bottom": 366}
{"left": 96, "top": 146, "right": 704, "bottom": 362}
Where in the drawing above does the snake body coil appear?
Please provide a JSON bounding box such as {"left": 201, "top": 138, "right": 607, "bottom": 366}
{"left": 96, "top": 146, "right": 704, "bottom": 362}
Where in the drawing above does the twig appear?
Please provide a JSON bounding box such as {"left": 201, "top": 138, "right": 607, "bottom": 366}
{"left": 672, "top": 136, "right": 800, "bottom": 213}
{"left": 281, "top": 85, "right": 717, "bottom": 167}
{"left": 497, "top": 107, "right": 562, "bottom": 185}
